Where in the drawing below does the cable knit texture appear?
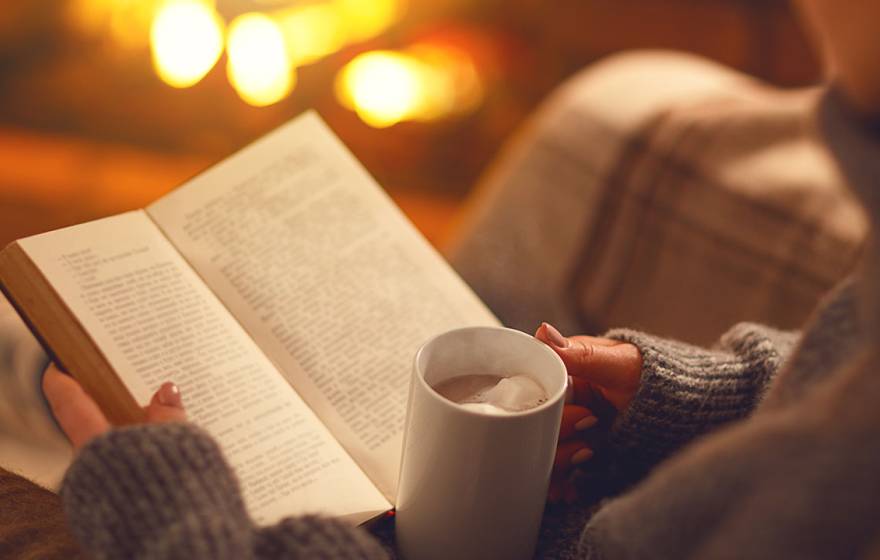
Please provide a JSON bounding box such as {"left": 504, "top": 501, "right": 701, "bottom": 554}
{"left": 61, "top": 423, "right": 387, "bottom": 560}
{"left": 604, "top": 323, "right": 797, "bottom": 474}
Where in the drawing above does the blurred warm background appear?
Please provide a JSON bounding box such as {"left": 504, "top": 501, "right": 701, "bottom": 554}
{"left": 0, "top": 0, "right": 820, "bottom": 248}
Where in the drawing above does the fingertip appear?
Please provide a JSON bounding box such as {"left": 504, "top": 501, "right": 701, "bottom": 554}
{"left": 574, "top": 416, "right": 598, "bottom": 431}
{"left": 534, "top": 322, "right": 547, "bottom": 339}
{"left": 146, "top": 381, "right": 187, "bottom": 423}
{"left": 154, "top": 382, "right": 183, "bottom": 409}
{"left": 542, "top": 322, "right": 570, "bottom": 350}
{"left": 559, "top": 404, "right": 595, "bottom": 440}
{"left": 554, "top": 440, "right": 593, "bottom": 472}
{"left": 571, "top": 448, "right": 594, "bottom": 465}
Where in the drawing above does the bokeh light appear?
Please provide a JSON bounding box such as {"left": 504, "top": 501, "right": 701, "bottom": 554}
{"left": 70, "top": 0, "right": 442, "bottom": 116}
{"left": 335, "top": 0, "right": 404, "bottom": 42}
{"left": 150, "top": 0, "right": 224, "bottom": 88}
{"left": 274, "top": 4, "right": 347, "bottom": 67}
{"left": 336, "top": 45, "right": 483, "bottom": 128}
{"left": 109, "top": 1, "right": 160, "bottom": 50}
{"left": 227, "top": 13, "right": 295, "bottom": 107}
{"left": 336, "top": 51, "right": 422, "bottom": 128}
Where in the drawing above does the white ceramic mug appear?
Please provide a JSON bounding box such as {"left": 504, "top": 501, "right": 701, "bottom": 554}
{"left": 395, "top": 326, "right": 567, "bottom": 560}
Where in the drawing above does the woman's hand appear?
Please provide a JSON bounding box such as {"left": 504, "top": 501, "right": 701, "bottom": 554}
{"left": 42, "top": 363, "right": 186, "bottom": 452}
{"left": 535, "top": 323, "right": 642, "bottom": 503}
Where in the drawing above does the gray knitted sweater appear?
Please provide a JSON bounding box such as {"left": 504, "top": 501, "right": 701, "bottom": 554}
{"left": 61, "top": 89, "right": 880, "bottom": 559}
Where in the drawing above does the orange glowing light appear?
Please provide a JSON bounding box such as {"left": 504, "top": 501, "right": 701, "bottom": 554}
{"left": 336, "top": 51, "right": 423, "bottom": 128}
{"left": 227, "top": 13, "right": 295, "bottom": 107}
{"left": 150, "top": 0, "right": 224, "bottom": 88}
{"left": 335, "top": 0, "right": 404, "bottom": 42}
{"left": 273, "top": 4, "right": 347, "bottom": 67}
{"left": 68, "top": 0, "right": 161, "bottom": 49}
{"left": 111, "top": 1, "right": 160, "bottom": 49}
{"left": 336, "top": 45, "right": 483, "bottom": 128}
{"left": 73, "top": 0, "right": 412, "bottom": 108}
{"left": 68, "top": 0, "right": 112, "bottom": 34}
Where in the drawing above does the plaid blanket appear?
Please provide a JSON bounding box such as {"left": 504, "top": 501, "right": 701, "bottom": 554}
{"left": 450, "top": 50, "right": 867, "bottom": 347}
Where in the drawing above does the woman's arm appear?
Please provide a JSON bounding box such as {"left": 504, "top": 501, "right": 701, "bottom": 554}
{"left": 604, "top": 323, "right": 798, "bottom": 477}
{"left": 539, "top": 321, "right": 799, "bottom": 491}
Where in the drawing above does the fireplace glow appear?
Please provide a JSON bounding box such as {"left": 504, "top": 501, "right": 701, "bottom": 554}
{"left": 227, "top": 13, "right": 295, "bottom": 107}
{"left": 275, "top": 4, "right": 347, "bottom": 67}
{"left": 69, "top": 0, "right": 158, "bottom": 50}
{"left": 67, "top": 0, "right": 483, "bottom": 123}
{"left": 150, "top": 0, "right": 224, "bottom": 88}
{"left": 335, "top": 46, "right": 483, "bottom": 128}
{"left": 336, "top": 51, "right": 421, "bottom": 127}
{"left": 336, "top": 0, "right": 404, "bottom": 42}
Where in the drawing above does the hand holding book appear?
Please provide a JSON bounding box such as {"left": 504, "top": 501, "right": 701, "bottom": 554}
{"left": 42, "top": 364, "right": 185, "bottom": 451}
{"left": 0, "top": 112, "right": 499, "bottom": 524}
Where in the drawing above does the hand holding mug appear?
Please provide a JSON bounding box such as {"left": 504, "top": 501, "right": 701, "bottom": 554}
{"left": 534, "top": 323, "right": 642, "bottom": 502}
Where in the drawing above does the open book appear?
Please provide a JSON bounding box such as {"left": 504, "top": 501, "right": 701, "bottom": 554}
{"left": 0, "top": 112, "right": 499, "bottom": 525}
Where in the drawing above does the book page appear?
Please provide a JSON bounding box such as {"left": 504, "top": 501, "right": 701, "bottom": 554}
{"left": 148, "top": 112, "right": 499, "bottom": 501}
{"left": 18, "top": 211, "right": 390, "bottom": 524}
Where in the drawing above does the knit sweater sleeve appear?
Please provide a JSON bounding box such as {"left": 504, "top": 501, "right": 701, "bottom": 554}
{"left": 60, "top": 423, "right": 387, "bottom": 560}
{"left": 603, "top": 323, "right": 798, "bottom": 475}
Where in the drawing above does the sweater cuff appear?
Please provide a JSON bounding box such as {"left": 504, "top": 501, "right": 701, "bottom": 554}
{"left": 603, "top": 325, "right": 793, "bottom": 475}
{"left": 61, "top": 423, "right": 252, "bottom": 559}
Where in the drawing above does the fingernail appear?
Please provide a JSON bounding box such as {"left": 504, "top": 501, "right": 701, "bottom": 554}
{"left": 157, "top": 382, "right": 182, "bottom": 408}
{"left": 574, "top": 416, "right": 598, "bottom": 431}
{"left": 571, "top": 448, "right": 593, "bottom": 465}
{"left": 543, "top": 322, "right": 569, "bottom": 349}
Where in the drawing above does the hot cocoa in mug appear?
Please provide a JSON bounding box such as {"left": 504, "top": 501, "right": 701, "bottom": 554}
{"left": 396, "top": 326, "right": 567, "bottom": 560}
{"left": 431, "top": 373, "right": 548, "bottom": 414}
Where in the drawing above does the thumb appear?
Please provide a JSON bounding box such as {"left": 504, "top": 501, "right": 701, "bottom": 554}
{"left": 535, "top": 323, "right": 641, "bottom": 391}
{"left": 42, "top": 363, "right": 111, "bottom": 451}
{"left": 144, "top": 382, "right": 187, "bottom": 424}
